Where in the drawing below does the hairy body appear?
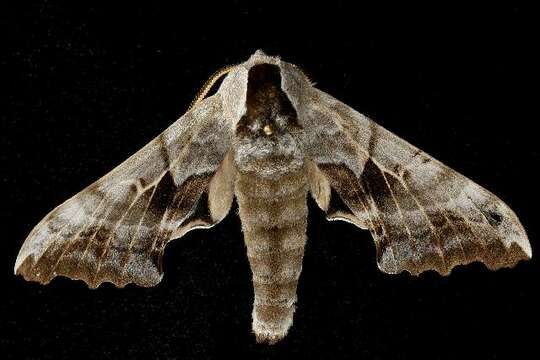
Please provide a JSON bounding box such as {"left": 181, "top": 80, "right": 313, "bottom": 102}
{"left": 233, "top": 64, "right": 308, "bottom": 343}
{"left": 236, "top": 169, "right": 307, "bottom": 343}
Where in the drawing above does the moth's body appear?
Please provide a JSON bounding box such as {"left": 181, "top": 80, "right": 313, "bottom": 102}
{"left": 15, "top": 50, "right": 531, "bottom": 345}
{"left": 233, "top": 64, "right": 308, "bottom": 342}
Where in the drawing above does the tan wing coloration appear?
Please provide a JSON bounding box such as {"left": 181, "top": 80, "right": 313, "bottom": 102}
{"left": 305, "top": 89, "right": 531, "bottom": 276}
{"left": 15, "top": 94, "right": 234, "bottom": 288}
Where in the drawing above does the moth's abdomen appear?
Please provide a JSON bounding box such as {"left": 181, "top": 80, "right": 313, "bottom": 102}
{"left": 235, "top": 167, "right": 308, "bottom": 344}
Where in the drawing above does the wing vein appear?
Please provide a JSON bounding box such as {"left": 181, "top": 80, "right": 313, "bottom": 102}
{"left": 93, "top": 193, "right": 141, "bottom": 280}
{"left": 360, "top": 180, "right": 399, "bottom": 273}
{"left": 399, "top": 176, "right": 448, "bottom": 271}
{"left": 147, "top": 190, "right": 183, "bottom": 258}
{"left": 382, "top": 170, "right": 420, "bottom": 269}
{"left": 47, "top": 190, "right": 111, "bottom": 279}
{"left": 120, "top": 185, "right": 158, "bottom": 277}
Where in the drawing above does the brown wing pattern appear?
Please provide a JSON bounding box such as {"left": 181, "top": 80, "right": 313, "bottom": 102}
{"left": 306, "top": 89, "right": 531, "bottom": 276}
{"left": 15, "top": 95, "right": 234, "bottom": 288}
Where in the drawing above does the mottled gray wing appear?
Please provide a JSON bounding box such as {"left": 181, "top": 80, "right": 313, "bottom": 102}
{"left": 306, "top": 89, "right": 531, "bottom": 275}
{"left": 15, "top": 94, "right": 235, "bottom": 288}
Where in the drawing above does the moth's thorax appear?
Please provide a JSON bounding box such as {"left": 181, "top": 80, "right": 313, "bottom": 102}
{"left": 232, "top": 63, "right": 305, "bottom": 178}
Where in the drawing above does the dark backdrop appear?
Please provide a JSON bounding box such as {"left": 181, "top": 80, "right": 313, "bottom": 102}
{"left": 1, "top": 2, "right": 537, "bottom": 359}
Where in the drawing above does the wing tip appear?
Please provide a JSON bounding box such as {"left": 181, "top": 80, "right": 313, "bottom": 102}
{"left": 504, "top": 208, "right": 532, "bottom": 260}
{"left": 519, "top": 238, "right": 532, "bottom": 260}
{"left": 14, "top": 254, "right": 24, "bottom": 276}
{"left": 14, "top": 242, "right": 35, "bottom": 275}
{"left": 14, "top": 254, "right": 53, "bottom": 285}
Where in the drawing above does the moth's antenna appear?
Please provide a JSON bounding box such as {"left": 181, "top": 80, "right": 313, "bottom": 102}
{"left": 188, "top": 64, "right": 237, "bottom": 111}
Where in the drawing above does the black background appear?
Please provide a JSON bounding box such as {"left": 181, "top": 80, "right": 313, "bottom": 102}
{"left": 1, "top": 2, "right": 538, "bottom": 359}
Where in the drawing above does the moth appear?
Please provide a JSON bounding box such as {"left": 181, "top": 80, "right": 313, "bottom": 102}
{"left": 15, "top": 50, "right": 532, "bottom": 344}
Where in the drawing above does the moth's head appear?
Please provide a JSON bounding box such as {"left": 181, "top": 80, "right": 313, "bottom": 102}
{"left": 235, "top": 62, "right": 302, "bottom": 140}
{"left": 218, "top": 50, "right": 313, "bottom": 129}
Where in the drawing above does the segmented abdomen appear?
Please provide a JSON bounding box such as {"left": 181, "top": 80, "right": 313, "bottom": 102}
{"left": 235, "top": 167, "right": 308, "bottom": 344}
